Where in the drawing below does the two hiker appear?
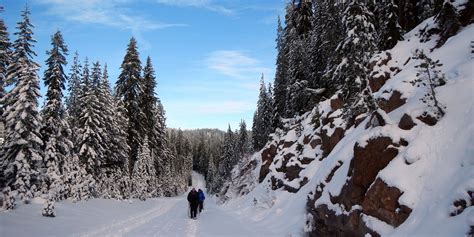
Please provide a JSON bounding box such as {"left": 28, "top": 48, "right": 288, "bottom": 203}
{"left": 187, "top": 188, "right": 205, "bottom": 219}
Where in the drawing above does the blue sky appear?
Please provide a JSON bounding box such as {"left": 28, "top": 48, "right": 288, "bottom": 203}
{"left": 2, "top": 0, "right": 285, "bottom": 131}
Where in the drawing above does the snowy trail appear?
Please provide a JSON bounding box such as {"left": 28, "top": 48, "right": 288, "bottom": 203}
{"left": 0, "top": 172, "right": 274, "bottom": 237}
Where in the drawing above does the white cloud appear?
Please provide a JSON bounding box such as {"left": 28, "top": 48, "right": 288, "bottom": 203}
{"left": 205, "top": 50, "right": 271, "bottom": 79}
{"left": 156, "top": 0, "right": 234, "bottom": 15}
{"left": 35, "top": 0, "right": 187, "bottom": 32}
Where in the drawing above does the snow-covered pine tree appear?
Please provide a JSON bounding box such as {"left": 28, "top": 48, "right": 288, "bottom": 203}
{"left": 98, "top": 63, "right": 126, "bottom": 166}
{"left": 435, "top": 0, "right": 461, "bottom": 48}
{"left": 220, "top": 125, "right": 235, "bottom": 179}
{"left": 1, "top": 6, "right": 43, "bottom": 206}
{"left": 378, "top": 0, "right": 404, "bottom": 50}
{"left": 141, "top": 57, "right": 162, "bottom": 151}
{"left": 1, "top": 186, "right": 15, "bottom": 209}
{"left": 285, "top": 0, "right": 313, "bottom": 117}
{"left": 252, "top": 76, "right": 273, "bottom": 151}
{"left": 41, "top": 31, "right": 69, "bottom": 201}
{"left": 67, "top": 152, "right": 92, "bottom": 202}
{"left": 115, "top": 37, "right": 145, "bottom": 175}
{"left": 41, "top": 196, "right": 55, "bottom": 217}
{"left": 132, "top": 137, "right": 154, "bottom": 200}
{"left": 318, "top": 1, "right": 344, "bottom": 95}
{"left": 252, "top": 78, "right": 266, "bottom": 151}
{"left": 399, "top": 0, "right": 422, "bottom": 31}
{"left": 113, "top": 98, "right": 132, "bottom": 198}
{"left": 0, "top": 13, "right": 11, "bottom": 127}
{"left": 332, "top": 0, "right": 378, "bottom": 119}
{"left": 66, "top": 52, "right": 82, "bottom": 131}
{"left": 0, "top": 13, "right": 11, "bottom": 189}
{"left": 76, "top": 60, "right": 103, "bottom": 182}
{"left": 272, "top": 15, "right": 288, "bottom": 129}
{"left": 236, "top": 120, "right": 249, "bottom": 159}
{"left": 206, "top": 154, "right": 217, "bottom": 193}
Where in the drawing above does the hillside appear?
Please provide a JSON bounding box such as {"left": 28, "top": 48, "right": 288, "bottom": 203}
{"left": 220, "top": 16, "right": 474, "bottom": 237}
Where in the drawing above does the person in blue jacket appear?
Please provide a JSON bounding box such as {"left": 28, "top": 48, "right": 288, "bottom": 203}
{"left": 198, "top": 189, "right": 205, "bottom": 213}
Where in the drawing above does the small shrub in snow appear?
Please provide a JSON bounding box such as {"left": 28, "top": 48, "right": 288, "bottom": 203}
{"left": 412, "top": 49, "right": 446, "bottom": 118}
{"left": 42, "top": 198, "right": 55, "bottom": 217}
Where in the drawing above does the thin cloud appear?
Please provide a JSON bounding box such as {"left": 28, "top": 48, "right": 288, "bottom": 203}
{"left": 156, "top": 0, "right": 234, "bottom": 15}
{"left": 205, "top": 50, "right": 271, "bottom": 79}
{"left": 35, "top": 0, "right": 187, "bottom": 32}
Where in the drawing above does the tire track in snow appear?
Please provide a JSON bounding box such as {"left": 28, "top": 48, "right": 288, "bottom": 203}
{"left": 79, "top": 198, "right": 181, "bottom": 237}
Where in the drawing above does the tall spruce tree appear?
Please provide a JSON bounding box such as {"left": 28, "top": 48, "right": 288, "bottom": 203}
{"left": 220, "top": 125, "right": 235, "bottom": 179}
{"left": 252, "top": 76, "right": 273, "bottom": 151}
{"left": 285, "top": 0, "right": 314, "bottom": 117}
{"left": 41, "top": 30, "right": 69, "bottom": 201}
{"left": 0, "top": 13, "right": 10, "bottom": 125}
{"left": 115, "top": 37, "right": 144, "bottom": 174}
{"left": 1, "top": 7, "right": 43, "bottom": 205}
{"left": 332, "top": 0, "right": 378, "bottom": 118}
{"left": 76, "top": 61, "right": 103, "bottom": 181}
{"left": 435, "top": 0, "right": 461, "bottom": 48}
{"left": 378, "top": 0, "right": 403, "bottom": 50}
{"left": 237, "top": 120, "right": 249, "bottom": 158}
{"left": 66, "top": 52, "right": 82, "bottom": 129}
{"left": 141, "top": 56, "right": 166, "bottom": 154}
{"left": 272, "top": 15, "right": 288, "bottom": 129}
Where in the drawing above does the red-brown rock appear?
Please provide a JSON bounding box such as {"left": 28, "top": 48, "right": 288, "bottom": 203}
{"left": 321, "top": 127, "right": 345, "bottom": 157}
{"left": 378, "top": 90, "right": 406, "bottom": 113}
{"left": 362, "top": 178, "right": 412, "bottom": 227}
{"left": 259, "top": 144, "right": 277, "bottom": 183}
{"left": 330, "top": 95, "right": 344, "bottom": 111}
{"left": 369, "top": 71, "right": 391, "bottom": 92}
{"left": 310, "top": 138, "right": 321, "bottom": 149}
{"left": 399, "top": 114, "right": 417, "bottom": 130}
{"left": 336, "top": 137, "right": 399, "bottom": 210}
{"left": 283, "top": 141, "right": 295, "bottom": 148}
{"left": 417, "top": 113, "right": 438, "bottom": 126}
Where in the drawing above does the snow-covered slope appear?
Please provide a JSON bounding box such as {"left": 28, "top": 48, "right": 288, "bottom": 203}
{"left": 221, "top": 19, "right": 474, "bottom": 237}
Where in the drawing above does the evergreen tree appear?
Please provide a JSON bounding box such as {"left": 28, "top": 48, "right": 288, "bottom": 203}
{"left": 378, "top": 0, "right": 403, "bottom": 50}
{"left": 412, "top": 49, "right": 446, "bottom": 117}
{"left": 220, "top": 125, "right": 235, "bottom": 179}
{"left": 141, "top": 56, "right": 163, "bottom": 152}
{"left": 237, "top": 120, "right": 249, "bottom": 158}
{"left": 272, "top": 15, "right": 288, "bottom": 128}
{"left": 318, "top": 1, "right": 344, "bottom": 95}
{"left": 1, "top": 6, "right": 43, "bottom": 205}
{"left": 332, "top": 0, "right": 378, "bottom": 118}
{"left": 0, "top": 13, "right": 10, "bottom": 125}
{"left": 252, "top": 76, "right": 273, "bottom": 151}
{"left": 284, "top": 0, "right": 314, "bottom": 117}
{"left": 115, "top": 37, "right": 144, "bottom": 174}
{"left": 133, "top": 139, "right": 154, "bottom": 200}
{"left": 76, "top": 61, "right": 103, "bottom": 180}
{"left": 41, "top": 31, "right": 69, "bottom": 200}
{"left": 435, "top": 0, "right": 461, "bottom": 48}
{"left": 206, "top": 154, "right": 217, "bottom": 193}
{"left": 66, "top": 52, "right": 82, "bottom": 129}
{"left": 42, "top": 196, "right": 55, "bottom": 217}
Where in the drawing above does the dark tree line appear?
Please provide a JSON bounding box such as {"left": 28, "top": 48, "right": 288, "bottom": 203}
{"left": 167, "top": 121, "right": 251, "bottom": 194}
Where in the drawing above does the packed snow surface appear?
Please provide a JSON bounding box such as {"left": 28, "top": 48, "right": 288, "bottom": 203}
{"left": 0, "top": 172, "right": 279, "bottom": 237}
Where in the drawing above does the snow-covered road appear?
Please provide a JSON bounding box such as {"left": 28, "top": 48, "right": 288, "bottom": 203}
{"left": 0, "top": 172, "right": 274, "bottom": 237}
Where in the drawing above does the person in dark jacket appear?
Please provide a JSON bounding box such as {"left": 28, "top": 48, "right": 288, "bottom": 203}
{"left": 187, "top": 188, "right": 199, "bottom": 219}
{"left": 198, "top": 189, "right": 205, "bottom": 213}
